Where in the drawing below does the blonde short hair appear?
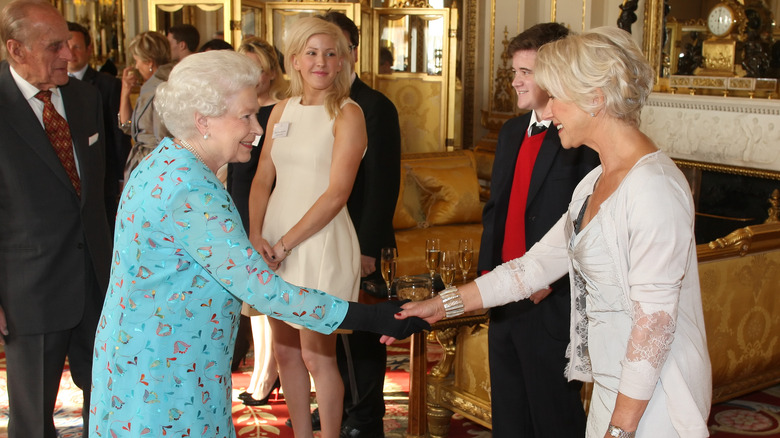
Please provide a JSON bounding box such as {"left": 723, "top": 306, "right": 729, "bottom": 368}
{"left": 238, "top": 36, "right": 286, "bottom": 101}
{"left": 284, "top": 17, "right": 351, "bottom": 119}
{"left": 535, "top": 26, "right": 654, "bottom": 127}
{"left": 156, "top": 50, "right": 260, "bottom": 139}
{"left": 128, "top": 31, "right": 171, "bottom": 68}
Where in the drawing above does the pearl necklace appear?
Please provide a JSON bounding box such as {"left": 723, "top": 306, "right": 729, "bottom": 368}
{"left": 178, "top": 139, "right": 205, "bottom": 165}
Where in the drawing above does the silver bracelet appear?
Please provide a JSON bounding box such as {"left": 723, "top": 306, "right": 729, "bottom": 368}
{"left": 439, "top": 286, "right": 464, "bottom": 318}
{"left": 118, "top": 113, "right": 131, "bottom": 130}
{"left": 607, "top": 424, "right": 636, "bottom": 438}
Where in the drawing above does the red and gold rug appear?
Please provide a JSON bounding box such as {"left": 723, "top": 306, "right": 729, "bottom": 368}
{"left": 0, "top": 343, "right": 778, "bottom": 437}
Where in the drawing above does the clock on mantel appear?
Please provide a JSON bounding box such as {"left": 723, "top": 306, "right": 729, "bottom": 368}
{"left": 695, "top": 0, "right": 748, "bottom": 76}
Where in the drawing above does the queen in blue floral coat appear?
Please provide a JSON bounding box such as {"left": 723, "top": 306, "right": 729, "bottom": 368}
{"left": 89, "top": 51, "right": 427, "bottom": 438}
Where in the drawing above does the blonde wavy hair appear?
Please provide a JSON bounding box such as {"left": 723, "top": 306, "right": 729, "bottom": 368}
{"left": 128, "top": 31, "right": 171, "bottom": 68}
{"left": 535, "top": 26, "right": 654, "bottom": 128}
{"left": 284, "top": 17, "right": 351, "bottom": 119}
{"left": 238, "top": 36, "right": 287, "bottom": 101}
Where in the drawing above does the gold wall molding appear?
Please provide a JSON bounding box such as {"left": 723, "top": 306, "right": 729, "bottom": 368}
{"left": 641, "top": 93, "right": 780, "bottom": 174}
{"left": 462, "top": 0, "right": 477, "bottom": 149}
{"left": 487, "top": 0, "right": 497, "bottom": 114}
{"left": 673, "top": 159, "right": 780, "bottom": 181}
{"left": 491, "top": 27, "right": 515, "bottom": 113}
{"left": 642, "top": 0, "right": 664, "bottom": 83}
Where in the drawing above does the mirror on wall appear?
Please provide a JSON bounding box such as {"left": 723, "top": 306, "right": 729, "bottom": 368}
{"left": 241, "top": 0, "right": 265, "bottom": 40}
{"left": 377, "top": 12, "right": 446, "bottom": 75}
{"left": 646, "top": 0, "right": 779, "bottom": 95}
{"left": 371, "top": 6, "right": 459, "bottom": 154}
{"left": 263, "top": 1, "right": 361, "bottom": 73}
{"left": 59, "top": 0, "right": 125, "bottom": 67}
{"left": 148, "top": 0, "right": 232, "bottom": 45}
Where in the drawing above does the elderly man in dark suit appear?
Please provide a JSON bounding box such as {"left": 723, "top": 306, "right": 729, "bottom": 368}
{"left": 478, "top": 23, "right": 599, "bottom": 437}
{"left": 320, "top": 11, "right": 402, "bottom": 438}
{"left": 67, "top": 21, "right": 131, "bottom": 230}
{"left": 0, "top": 1, "right": 112, "bottom": 437}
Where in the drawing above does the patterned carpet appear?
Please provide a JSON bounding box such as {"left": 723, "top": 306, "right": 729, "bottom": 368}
{"left": 0, "top": 342, "right": 779, "bottom": 437}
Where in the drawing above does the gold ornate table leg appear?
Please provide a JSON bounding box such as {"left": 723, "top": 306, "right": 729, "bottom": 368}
{"left": 426, "top": 327, "right": 458, "bottom": 437}
{"left": 407, "top": 331, "right": 427, "bottom": 438}
{"left": 427, "top": 399, "right": 453, "bottom": 438}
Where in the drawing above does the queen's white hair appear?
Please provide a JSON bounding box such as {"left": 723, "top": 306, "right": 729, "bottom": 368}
{"left": 156, "top": 50, "right": 261, "bottom": 139}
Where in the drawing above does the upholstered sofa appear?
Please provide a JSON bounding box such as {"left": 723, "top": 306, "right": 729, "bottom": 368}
{"left": 392, "top": 151, "right": 487, "bottom": 278}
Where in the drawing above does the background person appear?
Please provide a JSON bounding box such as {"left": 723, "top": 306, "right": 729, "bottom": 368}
{"left": 66, "top": 21, "right": 132, "bottom": 232}
{"left": 247, "top": 17, "right": 366, "bottom": 438}
{"left": 166, "top": 23, "right": 199, "bottom": 62}
{"left": 89, "top": 50, "right": 427, "bottom": 437}
{"left": 0, "top": 1, "right": 112, "bottom": 436}
{"left": 199, "top": 38, "right": 234, "bottom": 52}
{"left": 390, "top": 26, "right": 712, "bottom": 438}
{"left": 320, "top": 11, "right": 402, "bottom": 438}
{"left": 378, "top": 47, "right": 394, "bottom": 75}
{"left": 118, "top": 30, "right": 172, "bottom": 181}
{"left": 478, "top": 23, "right": 598, "bottom": 438}
{"left": 231, "top": 36, "right": 286, "bottom": 407}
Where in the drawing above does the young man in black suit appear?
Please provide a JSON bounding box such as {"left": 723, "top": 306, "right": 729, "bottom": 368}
{"left": 321, "top": 11, "right": 402, "bottom": 438}
{"left": 478, "top": 23, "right": 599, "bottom": 437}
{"left": 0, "top": 1, "right": 112, "bottom": 436}
{"left": 67, "top": 21, "right": 131, "bottom": 230}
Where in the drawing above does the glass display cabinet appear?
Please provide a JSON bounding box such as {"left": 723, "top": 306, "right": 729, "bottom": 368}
{"left": 371, "top": 5, "right": 459, "bottom": 153}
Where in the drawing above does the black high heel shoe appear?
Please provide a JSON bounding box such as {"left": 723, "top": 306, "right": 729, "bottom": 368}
{"left": 243, "top": 378, "right": 281, "bottom": 406}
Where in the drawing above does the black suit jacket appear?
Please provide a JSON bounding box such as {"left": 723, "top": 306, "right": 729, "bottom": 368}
{"left": 0, "top": 61, "right": 112, "bottom": 335}
{"left": 346, "top": 77, "right": 401, "bottom": 273}
{"left": 80, "top": 66, "right": 131, "bottom": 229}
{"left": 478, "top": 112, "right": 598, "bottom": 330}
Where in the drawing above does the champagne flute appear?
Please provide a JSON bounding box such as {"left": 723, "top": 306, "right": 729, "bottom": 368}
{"left": 425, "top": 238, "right": 441, "bottom": 282}
{"left": 380, "top": 247, "right": 397, "bottom": 299}
{"left": 458, "top": 238, "right": 473, "bottom": 283}
{"left": 440, "top": 250, "right": 457, "bottom": 288}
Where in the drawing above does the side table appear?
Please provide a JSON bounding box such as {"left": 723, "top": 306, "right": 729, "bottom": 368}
{"left": 405, "top": 309, "right": 490, "bottom": 438}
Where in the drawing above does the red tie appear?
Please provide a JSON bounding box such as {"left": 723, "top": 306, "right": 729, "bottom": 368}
{"left": 35, "top": 90, "right": 80, "bottom": 196}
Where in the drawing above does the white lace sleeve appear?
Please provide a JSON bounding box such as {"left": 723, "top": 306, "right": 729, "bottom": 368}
{"left": 618, "top": 301, "right": 677, "bottom": 400}
{"left": 618, "top": 164, "right": 692, "bottom": 400}
{"left": 475, "top": 215, "right": 570, "bottom": 308}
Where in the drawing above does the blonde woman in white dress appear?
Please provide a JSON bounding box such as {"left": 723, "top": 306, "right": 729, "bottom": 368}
{"left": 391, "top": 27, "right": 712, "bottom": 438}
{"left": 247, "top": 17, "right": 367, "bottom": 438}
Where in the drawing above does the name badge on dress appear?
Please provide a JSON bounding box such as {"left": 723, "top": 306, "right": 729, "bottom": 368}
{"left": 273, "top": 121, "right": 290, "bottom": 139}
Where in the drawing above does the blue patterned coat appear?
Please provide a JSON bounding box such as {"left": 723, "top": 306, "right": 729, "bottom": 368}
{"left": 90, "top": 137, "right": 348, "bottom": 437}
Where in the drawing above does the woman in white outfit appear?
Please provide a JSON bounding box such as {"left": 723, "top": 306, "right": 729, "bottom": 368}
{"left": 247, "top": 17, "right": 367, "bottom": 438}
{"left": 390, "top": 27, "right": 712, "bottom": 438}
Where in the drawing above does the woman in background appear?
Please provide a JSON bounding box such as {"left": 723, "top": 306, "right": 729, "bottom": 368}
{"left": 248, "top": 18, "right": 367, "bottom": 438}
{"left": 231, "top": 36, "right": 286, "bottom": 407}
{"left": 391, "top": 27, "right": 711, "bottom": 438}
{"left": 118, "top": 31, "right": 172, "bottom": 182}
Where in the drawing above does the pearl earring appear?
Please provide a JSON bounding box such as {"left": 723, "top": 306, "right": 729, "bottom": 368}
{"left": 203, "top": 133, "right": 209, "bottom": 140}
{"left": 149, "top": 66, "right": 153, "bottom": 72}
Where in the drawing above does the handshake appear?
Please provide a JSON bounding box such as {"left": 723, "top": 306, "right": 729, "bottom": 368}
{"left": 339, "top": 299, "right": 430, "bottom": 340}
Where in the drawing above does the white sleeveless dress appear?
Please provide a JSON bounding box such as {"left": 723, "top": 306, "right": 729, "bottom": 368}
{"left": 262, "top": 96, "right": 362, "bottom": 310}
